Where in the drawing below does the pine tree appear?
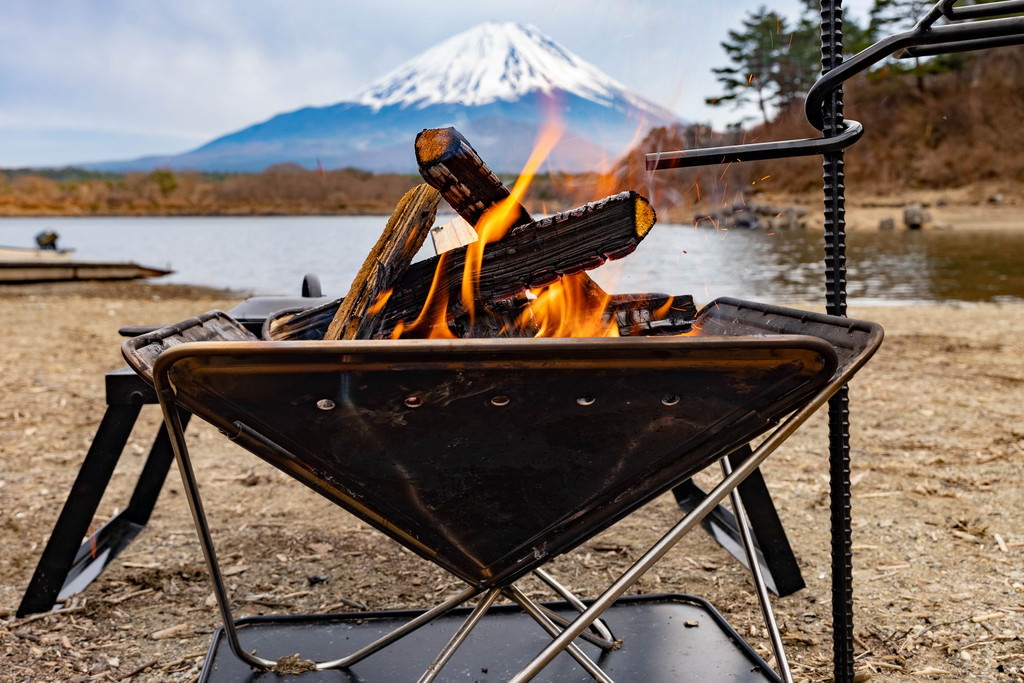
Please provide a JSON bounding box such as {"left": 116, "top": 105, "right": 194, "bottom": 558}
{"left": 706, "top": 7, "right": 793, "bottom": 126}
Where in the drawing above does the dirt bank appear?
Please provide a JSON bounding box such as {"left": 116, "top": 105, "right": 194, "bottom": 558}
{"left": 0, "top": 283, "right": 1021, "bottom": 682}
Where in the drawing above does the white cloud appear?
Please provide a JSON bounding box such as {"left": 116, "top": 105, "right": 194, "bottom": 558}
{"left": 0, "top": 0, "right": 876, "bottom": 166}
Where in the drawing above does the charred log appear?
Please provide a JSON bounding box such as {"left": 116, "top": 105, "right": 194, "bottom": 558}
{"left": 323, "top": 184, "right": 441, "bottom": 340}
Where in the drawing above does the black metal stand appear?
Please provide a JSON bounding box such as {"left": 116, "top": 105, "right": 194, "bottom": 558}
{"left": 16, "top": 370, "right": 188, "bottom": 617}
{"left": 673, "top": 445, "right": 805, "bottom": 598}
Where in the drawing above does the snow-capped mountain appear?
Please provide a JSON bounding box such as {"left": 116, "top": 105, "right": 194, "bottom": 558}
{"left": 91, "top": 22, "right": 681, "bottom": 174}
{"left": 357, "top": 22, "right": 674, "bottom": 118}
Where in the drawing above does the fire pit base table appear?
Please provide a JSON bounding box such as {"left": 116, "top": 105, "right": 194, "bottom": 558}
{"left": 198, "top": 594, "right": 779, "bottom": 683}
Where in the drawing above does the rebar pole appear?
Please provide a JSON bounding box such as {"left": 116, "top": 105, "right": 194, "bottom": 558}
{"left": 818, "top": 2, "right": 855, "bottom": 682}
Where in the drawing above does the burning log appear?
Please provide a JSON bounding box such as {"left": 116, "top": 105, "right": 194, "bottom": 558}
{"left": 323, "top": 184, "right": 441, "bottom": 340}
{"left": 265, "top": 290, "right": 695, "bottom": 341}
{"left": 415, "top": 127, "right": 532, "bottom": 231}
{"left": 264, "top": 128, "right": 683, "bottom": 342}
{"left": 373, "top": 190, "right": 655, "bottom": 337}
{"left": 416, "top": 127, "right": 609, "bottom": 297}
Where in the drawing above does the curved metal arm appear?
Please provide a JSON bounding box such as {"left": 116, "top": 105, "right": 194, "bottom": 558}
{"left": 943, "top": 0, "right": 1024, "bottom": 21}
{"left": 806, "top": 13, "right": 1024, "bottom": 130}
{"left": 645, "top": 120, "right": 862, "bottom": 170}
{"left": 648, "top": 0, "right": 1024, "bottom": 172}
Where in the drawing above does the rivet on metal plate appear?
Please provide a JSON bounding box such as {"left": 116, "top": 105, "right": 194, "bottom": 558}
{"left": 661, "top": 394, "right": 681, "bottom": 406}
{"left": 490, "top": 395, "right": 510, "bottom": 407}
{"left": 316, "top": 399, "right": 336, "bottom": 411}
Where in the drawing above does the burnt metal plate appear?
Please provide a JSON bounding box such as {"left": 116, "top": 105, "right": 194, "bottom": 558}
{"left": 135, "top": 326, "right": 838, "bottom": 587}
{"left": 198, "top": 594, "right": 781, "bottom": 682}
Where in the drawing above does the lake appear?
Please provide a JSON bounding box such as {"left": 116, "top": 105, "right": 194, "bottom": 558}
{"left": 2, "top": 215, "right": 1023, "bottom": 304}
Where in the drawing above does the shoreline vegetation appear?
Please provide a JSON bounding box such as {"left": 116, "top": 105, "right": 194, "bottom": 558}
{"left": 0, "top": 166, "right": 1018, "bottom": 234}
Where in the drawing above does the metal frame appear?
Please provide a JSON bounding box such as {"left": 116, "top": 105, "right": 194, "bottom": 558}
{"left": 154, "top": 389, "right": 622, "bottom": 678}
{"left": 146, "top": 310, "right": 880, "bottom": 682}
{"left": 16, "top": 369, "right": 188, "bottom": 617}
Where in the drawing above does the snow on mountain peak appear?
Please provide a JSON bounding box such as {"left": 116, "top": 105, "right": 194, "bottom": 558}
{"left": 356, "top": 21, "right": 664, "bottom": 115}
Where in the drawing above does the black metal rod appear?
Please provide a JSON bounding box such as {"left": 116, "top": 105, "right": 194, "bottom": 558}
{"left": 17, "top": 404, "right": 143, "bottom": 616}
{"left": 806, "top": 15, "right": 1024, "bottom": 129}
{"left": 645, "top": 120, "right": 863, "bottom": 170}
{"left": 900, "top": 32, "right": 1024, "bottom": 57}
{"left": 819, "top": 2, "right": 855, "bottom": 681}
{"left": 944, "top": 0, "right": 1024, "bottom": 20}
{"left": 124, "top": 412, "right": 191, "bottom": 525}
{"left": 918, "top": 0, "right": 957, "bottom": 30}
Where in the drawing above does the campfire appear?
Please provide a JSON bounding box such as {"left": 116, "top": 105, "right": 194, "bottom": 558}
{"left": 266, "top": 126, "right": 696, "bottom": 343}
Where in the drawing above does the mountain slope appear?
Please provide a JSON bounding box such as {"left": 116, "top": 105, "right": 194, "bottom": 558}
{"left": 90, "top": 22, "right": 680, "bottom": 174}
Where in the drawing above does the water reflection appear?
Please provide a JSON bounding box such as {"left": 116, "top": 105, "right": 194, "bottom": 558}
{"left": 594, "top": 226, "right": 1024, "bottom": 305}
{"left": 1, "top": 216, "right": 1021, "bottom": 303}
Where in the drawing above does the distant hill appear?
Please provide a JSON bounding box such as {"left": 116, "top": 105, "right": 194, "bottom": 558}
{"left": 87, "top": 22, "right": 681, "bottom": 174}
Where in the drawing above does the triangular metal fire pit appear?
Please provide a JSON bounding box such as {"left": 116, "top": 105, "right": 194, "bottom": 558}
{"left": 123, "top": 297, "right": 882, "bottom": 681}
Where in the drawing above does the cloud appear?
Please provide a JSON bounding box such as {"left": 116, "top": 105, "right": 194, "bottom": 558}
{"left": 0, "top": 0, "right": 875, "bottom": 166}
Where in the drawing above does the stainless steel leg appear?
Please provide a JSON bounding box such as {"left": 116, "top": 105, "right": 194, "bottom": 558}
{"left": 416, "top": 588, "right": 502, "bottom": 683}
{"left": 721, "top": 458, "right": 794, "bottom": 683}
{"left": 532, "top": 567, "right": 617, "bottom": 646}
{"left": 509, "top": 371, "right": 853, "bottom": 682}
{"left": 505, "top": 585, "right": 616, "bottom": 683}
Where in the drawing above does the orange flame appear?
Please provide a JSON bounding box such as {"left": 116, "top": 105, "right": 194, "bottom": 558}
{"left": 394, "top": 95, "right": 644, "bottom": 340}
{"left": 391, "top": 252, "right": 457, "bottom": 339}
{"left": 515, "top": 273, "right": 618, "bottom": 338}
{"left": 461, "top": 113, "right": 566, "bottom": 320}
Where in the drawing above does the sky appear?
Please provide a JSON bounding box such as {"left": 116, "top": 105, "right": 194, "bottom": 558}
{"left": 0, "top": 0, "right": 871, "bottom": 168}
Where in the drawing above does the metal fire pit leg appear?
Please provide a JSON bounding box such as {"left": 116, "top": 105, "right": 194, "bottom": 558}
{"left": 416, "top": 587, "right": 503, "bottom": 683}
{"left": 153, "top": 375, "right": 488, "bottom": 673}
{"left": 314, "top": 585, "right": 483, "bottom": 670}
{"left": 532, "top": 567, "right": 617, "bottom": 646}
{"left": 721, "top": 459, "right": 794, "bottom": 683}
{"left": 505, "top": 585, "right": 616, "bottom": 683}
{"left": 155, "top": 387, "right": 276, "bottom": 670}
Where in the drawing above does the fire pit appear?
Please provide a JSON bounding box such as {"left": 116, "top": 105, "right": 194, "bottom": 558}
{"left": 122, "top": 296, "right": 880, "bottom": 681}
{"left": 106, "top": 119, "right": 890, "bottom": 682}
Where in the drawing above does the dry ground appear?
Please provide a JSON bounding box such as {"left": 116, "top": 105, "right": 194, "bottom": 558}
{"left": 1, "top": 281, "right": 1021, "bottom": 682}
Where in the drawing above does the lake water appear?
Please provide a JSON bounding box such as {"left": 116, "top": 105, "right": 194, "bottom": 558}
{"left": 2, "top": 215, "right": 1023, "bottom": 304}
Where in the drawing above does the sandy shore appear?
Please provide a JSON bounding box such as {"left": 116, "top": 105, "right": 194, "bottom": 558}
{"left": 1, "top": 282, "right": 1022, "bottom": 682}
{"left": 751, "top": 185, "right": 1022, "bottom": 232}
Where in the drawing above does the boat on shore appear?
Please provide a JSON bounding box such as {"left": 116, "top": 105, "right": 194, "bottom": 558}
{"left": 0, "top": 245, "right": 172, "bottom": 283}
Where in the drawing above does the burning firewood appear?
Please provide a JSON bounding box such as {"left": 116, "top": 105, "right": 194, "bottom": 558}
{"left": 373, "top": 190, "right": 655, "bottom": 337}
{"left": 323, "top": 183, "right": 440, "bottom": 340}
{"left": 265, "top": 129, "right": 682, "bottom": 342}
{"left": 415, "top": 127, "right": 532, "bottom": 231}
{"left": 415, "top": 127, "right": 609, "bottom": 298}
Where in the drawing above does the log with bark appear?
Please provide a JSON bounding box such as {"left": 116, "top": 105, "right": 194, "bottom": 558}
{"left": 372, "top": 190, "right": 655, "bottom": 338}
{"left": 323, "top": 183, "right": 440, "bottom": 340}
{"left": 265, "top": 191, "right": 664, "bottom": 340}
{"left": 415, "top": 127, "right": 608, "bottom": 300}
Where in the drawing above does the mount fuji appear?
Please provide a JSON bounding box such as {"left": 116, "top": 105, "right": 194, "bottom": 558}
{"left": 91, "top": 22, "right": 682, "bottom": 174}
